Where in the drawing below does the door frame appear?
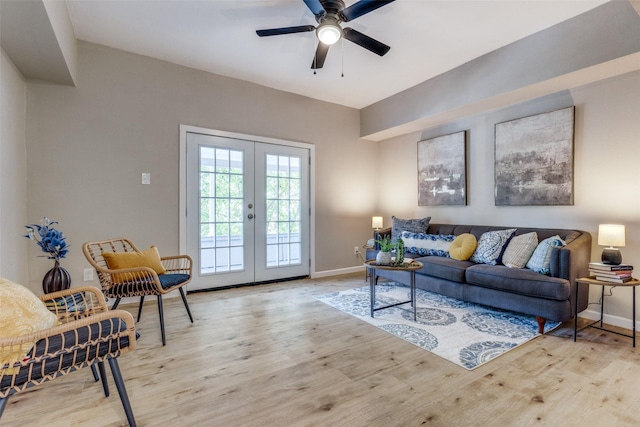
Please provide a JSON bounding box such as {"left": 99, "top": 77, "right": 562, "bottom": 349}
{"left": 179, "top": 124, "right": 316, "bottom": 281}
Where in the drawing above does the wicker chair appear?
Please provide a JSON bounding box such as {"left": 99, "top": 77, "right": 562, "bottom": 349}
{"left": 82, "top": 238, "right": 194, "bottom": 345}
{"left": 0, "top": 286, "right": 137, "bottom": 426}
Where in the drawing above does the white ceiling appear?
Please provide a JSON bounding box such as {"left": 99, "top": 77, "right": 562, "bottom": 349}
{"left": 66, "top": 0, "right": 609, "bottom": 109}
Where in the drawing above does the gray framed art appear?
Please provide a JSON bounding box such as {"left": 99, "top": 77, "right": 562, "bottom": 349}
{"left": 494, "top": 106, "right": 575, "bottom": 206}
{"left": 418, "top": 130, "right": 467, "bottom": 206}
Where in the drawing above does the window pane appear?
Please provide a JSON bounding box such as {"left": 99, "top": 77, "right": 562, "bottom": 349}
{"left": 266, "top": 177, "right": 278, "bottom": 199}
{"left": 279, "top": 200, "right": 290, "bottom": 221}
{"left": 216, "top": 149, "right": 230, "bottom": 173}
{"left": 230, "top": 150, "right": 243, "bottom": 174}
{"left": 230, "top": 174, "right": 243, "bottom": 198}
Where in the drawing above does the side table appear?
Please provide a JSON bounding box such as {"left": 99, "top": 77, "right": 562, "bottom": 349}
{"left": 364, "top": 259, "right": 423, "bottom": 321}
{"left": 574, "top": 276, "right": 640, "bottom": 347}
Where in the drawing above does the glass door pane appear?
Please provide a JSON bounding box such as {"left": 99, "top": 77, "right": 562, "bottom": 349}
{"left": 200, "top": 147, "right": 245, "bottom": 274}
{"left": 265, "top": 154, "right": 302, "bottom": 267}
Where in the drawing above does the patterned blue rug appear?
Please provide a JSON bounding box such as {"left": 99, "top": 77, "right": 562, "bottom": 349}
{"left": 315, "top": 283, "right": 560, "bottom": 370}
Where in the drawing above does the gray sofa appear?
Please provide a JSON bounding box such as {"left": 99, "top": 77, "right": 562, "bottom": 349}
{"left": 366, "top": 223, "right": 592, "bottom": 333}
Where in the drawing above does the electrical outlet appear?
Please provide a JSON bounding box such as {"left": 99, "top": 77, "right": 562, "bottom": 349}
{"left": 354, "top": 246, "right": 359, "bottom": 255}
{"left": 83, "top": 268, "right": 94, "bottom": 281}
{"left": 141, "top": 172, "right": 151, "bottom": 185}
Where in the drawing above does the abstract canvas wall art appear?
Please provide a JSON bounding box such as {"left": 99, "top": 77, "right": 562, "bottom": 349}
{"left": 418, "top": 131, "right": 467, "bottom": 206}
{"left": 494, "top": 107, "right": 575, "bottom": 206}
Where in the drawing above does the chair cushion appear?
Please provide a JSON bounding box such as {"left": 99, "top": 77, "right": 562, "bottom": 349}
{"left": 102, "top": 246, "right": 167, "bottom": 282}
{"left": 449, "top": 233, "right": 477, "bottom": 261}
{"left": 1, "top": 318, "right": 131, "bottom": 391}
{"left": 158, "top": 274, "right": 190, "bottom": 289}
{"left": 0, "top": 278, "right": 58, "bottom": 370}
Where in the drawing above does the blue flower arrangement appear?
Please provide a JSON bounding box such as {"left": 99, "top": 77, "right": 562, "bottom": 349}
{"left": 25, "top": 217, "right": 69, "bottom": 261}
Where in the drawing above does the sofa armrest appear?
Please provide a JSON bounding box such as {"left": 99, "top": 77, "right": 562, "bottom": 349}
{"left": 550, "top": 231, "right": 592, "bottom": 314}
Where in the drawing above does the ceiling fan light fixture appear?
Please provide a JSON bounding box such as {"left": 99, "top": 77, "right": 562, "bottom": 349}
{"left": 317, "top": 20, "right": 342, "bottom": 45}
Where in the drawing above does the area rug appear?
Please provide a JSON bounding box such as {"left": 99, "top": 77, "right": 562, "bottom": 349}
{"left": 315, "top": 283, "right": 560, "bottom": 370}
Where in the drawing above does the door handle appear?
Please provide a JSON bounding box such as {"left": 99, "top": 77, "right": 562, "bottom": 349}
{"left": 248, "top": 213, "right": 254, "bottom": 219}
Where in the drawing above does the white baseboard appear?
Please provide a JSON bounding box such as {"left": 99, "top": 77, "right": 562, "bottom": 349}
{"left": 579, "top": 308, "right": 638, "bottom": 330}
{"left": 312, "top": 265, "right": 365, "bottom": 279}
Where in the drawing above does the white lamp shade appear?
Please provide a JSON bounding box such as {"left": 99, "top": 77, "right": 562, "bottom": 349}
{"left": 598, "top": 224, "right": 625, "bottom": 247}
{"left": 317, "top": 22, "right": 342, "bottom": 45}
{"left": 372, "top": 216, "right": 383, "bottom": 229}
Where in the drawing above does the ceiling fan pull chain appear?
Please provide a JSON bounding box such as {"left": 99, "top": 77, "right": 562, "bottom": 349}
{"left": 313, "top": 37, "right": 317, "bottom": 75}
{"left": 341, "top": 37, "right": 344, "bottom": 78}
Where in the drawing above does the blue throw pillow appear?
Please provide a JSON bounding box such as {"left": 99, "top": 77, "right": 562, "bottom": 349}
{"left": 401, "top": 232, "right": 456, "bottom": 257}
{"left": 391, "top": 216, "right": 431, "bottom": 242}
{"left": 526, "top": 235, "right": 566, "bottom": 274}
{"left": 469, "top": 229, "right": 516, "bottom": 265}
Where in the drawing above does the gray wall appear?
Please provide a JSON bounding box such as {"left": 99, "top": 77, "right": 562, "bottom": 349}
{"left": 376, "top": 71, "right": 640, "bottom": 325}
{"left": 24, "top": 42, "right": 377, "bottom": 291}
{"left": 0, "top": 48, "right": 28, "bottom": 284}
{"left": 361, "top": 0, "right": 640, "bottom": 141}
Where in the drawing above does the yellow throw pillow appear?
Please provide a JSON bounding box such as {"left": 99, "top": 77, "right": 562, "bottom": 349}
{"left": 0, "top": 278, "right": 59, "bottom": 374}
{"left": 449, "top": 233, "right": 478, "bottom": 261}
{"left": 102, "top": 246, "right": 166, "bottom": 283}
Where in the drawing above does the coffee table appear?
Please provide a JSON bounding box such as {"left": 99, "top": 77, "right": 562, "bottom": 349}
{"left": 364, "top": 259, "right": 424, "bottom": 321}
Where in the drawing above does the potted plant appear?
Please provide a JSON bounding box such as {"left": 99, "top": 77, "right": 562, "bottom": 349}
{"left": 25, "top": 217, "right": 71, "bottom": 293}
{"left": 375, "top": 235, "right": 395, "bottom": 265}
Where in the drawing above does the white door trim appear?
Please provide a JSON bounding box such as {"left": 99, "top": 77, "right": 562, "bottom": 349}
{"left": 179, "top": 124, "right": 316, "bottom": 280}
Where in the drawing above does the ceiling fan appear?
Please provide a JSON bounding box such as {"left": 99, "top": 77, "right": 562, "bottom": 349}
{"left": 256, "top": 0, "right": 395, "bottom": 69}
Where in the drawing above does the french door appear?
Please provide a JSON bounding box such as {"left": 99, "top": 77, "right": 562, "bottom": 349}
{"left": 185, "top": 131, "right": 310, "bottom": 290}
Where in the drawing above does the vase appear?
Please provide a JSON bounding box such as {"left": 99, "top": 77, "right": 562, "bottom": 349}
{"left": 376, "top": 251, "right": 392, "bottom": 266}
{"left": 42, "top": 260, "right": 71, "bottom": 294}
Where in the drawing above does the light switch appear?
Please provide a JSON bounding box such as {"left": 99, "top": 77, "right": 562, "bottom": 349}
{"left": 142, "top": 173, "right": 151, "bottom": 184}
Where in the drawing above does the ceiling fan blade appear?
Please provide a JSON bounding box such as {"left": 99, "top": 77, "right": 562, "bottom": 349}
{"left": 341, "top": 0, "right": 395, "bottom": 22}
{"left": 343, "top": 27, "right": 390, "bottom": 56}
{"left": 303, "top": 0, "right": 326, "bottom": 17}
{"left": 256, "top": 25, "right": 316, "bottom": 37}
{"left": 311, "top": 43, "right": 330, "bottom": 69}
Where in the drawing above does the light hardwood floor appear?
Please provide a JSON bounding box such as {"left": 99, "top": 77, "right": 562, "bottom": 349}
{"left": 4, "top": 274, "right": 640, "bottom": 427}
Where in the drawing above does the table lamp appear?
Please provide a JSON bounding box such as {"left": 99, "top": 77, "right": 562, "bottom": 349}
{"left": 372, "top": 216, "right": 383, "bottom": 230}
{"left": 598, "top": 224, "right": 625, "bottom": 265}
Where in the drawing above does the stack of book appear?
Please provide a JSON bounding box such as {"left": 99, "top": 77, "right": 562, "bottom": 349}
{"left": 589, "top": 262, "right": 634, "bottom": 283}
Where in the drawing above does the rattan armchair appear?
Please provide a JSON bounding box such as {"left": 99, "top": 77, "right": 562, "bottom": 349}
{"left": 0, "top": 286, "right": 137, "bottom": 426}
{"left": 83, "top": 238, "right": 194, "bottom": 345}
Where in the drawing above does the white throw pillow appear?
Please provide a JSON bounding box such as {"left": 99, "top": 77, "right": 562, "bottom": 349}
{"left": 502, "top": 232, "right": 538, "bottom": 268}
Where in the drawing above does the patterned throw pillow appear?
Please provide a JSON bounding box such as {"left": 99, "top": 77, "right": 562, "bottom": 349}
{"left": 401, "top": 232, "right": 456, "bottom": 257}
{"left": 526, "top": 235, "right": 566, "bottom": 274}
{"left": 502, "top": 232, "right": 539, "bottom": 268}
{"left": 391, "top": 216, "right": 431, "bottom": 242}
{"left": 469, "top": 229, "right": 516, "bottom": 265}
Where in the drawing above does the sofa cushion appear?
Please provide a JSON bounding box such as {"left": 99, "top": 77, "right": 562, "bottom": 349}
{"left": 502, "top": 232, "right": 538, "bottom": 268}
{"left": 526, "top": 235, "right": 566, "bottom": 274}
{"left": 401, "top": 232, "right": 455, "bottom": 257}
{"left": 391, "top": 216, "right": 431, "bottom": 242}
{"left": 417, "top": 257, "right": 474, "bottom": 283}
{"left": 469, "top": 229, "right": 516, "bottom": 265}
{"left": 449, "top": 233, "right": 477, "bottom": 261}
{"left": 465, "top": 264, "right": 570, "bottom": 300}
